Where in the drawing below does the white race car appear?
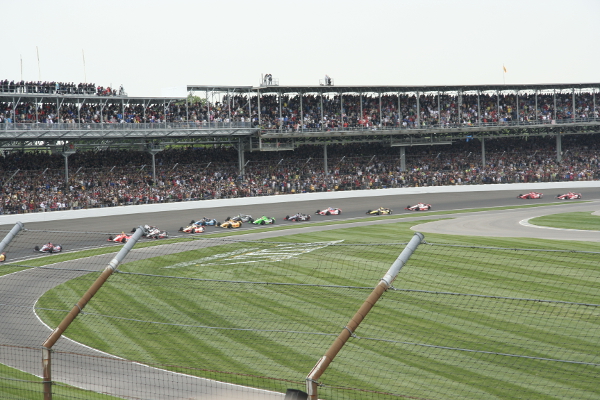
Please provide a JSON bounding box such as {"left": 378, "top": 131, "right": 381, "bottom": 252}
{"left": 405, "top": 203, "right": 432, "bottom": 211}
{"left": 34, "top": 243, "right": 63, "bottom": 253}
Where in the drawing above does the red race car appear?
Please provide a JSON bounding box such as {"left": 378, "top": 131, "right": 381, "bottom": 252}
{"left": 179, "top": 224, "right": 205, "bottom": 233}
{"left": 108, "top": 232, "right": 132, "bottom": 243}
{"left": 517, "top": 192, "right": 543, "bottom": 199}
{"left": 315, "top": 207, "right": 342, "bottom": 215}
{"left": 405, "top": 203, "right": 432, "bottom": 211}
{"left": 556, "top": 192, "right": 582, "bottom": 200}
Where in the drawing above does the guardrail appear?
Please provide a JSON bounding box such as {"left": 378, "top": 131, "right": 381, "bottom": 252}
{"left": 0, "top": 121, "right": 258, "bottom": 131}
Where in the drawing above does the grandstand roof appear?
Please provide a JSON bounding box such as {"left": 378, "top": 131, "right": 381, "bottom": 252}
{"left": 188, "top": 82, "right": 600, "bottom": 94}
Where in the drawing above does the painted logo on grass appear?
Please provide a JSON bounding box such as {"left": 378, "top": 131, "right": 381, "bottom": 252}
{"left": 164, "top": 240, "right": 343, "bottom": 268}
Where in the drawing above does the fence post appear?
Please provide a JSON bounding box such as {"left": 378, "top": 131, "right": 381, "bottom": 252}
{"left": 0, "top": 221, "right": 24, "bottom": 258}
{"left": 41, "top": 225, "right": 145, "bottom": 400}
{"left": 305, "top": 232, "right": 424, "bottom": 400}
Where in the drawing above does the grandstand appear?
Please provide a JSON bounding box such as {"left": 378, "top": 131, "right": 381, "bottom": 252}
{"left": 1, "top": 81, "right": 599, "bottom": 215}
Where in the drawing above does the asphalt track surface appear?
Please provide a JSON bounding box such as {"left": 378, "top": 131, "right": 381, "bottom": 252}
{"left": 1, "top": 184, "right": 599, "bottom": 400}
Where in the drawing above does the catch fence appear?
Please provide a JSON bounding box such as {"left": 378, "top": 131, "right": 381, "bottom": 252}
{"left": 0, "top": 226, "right": 598, "bottom": 399}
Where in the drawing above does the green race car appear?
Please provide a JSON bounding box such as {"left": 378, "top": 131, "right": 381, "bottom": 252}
{"left": 252, "top": 216, "right": 276, "bottom": 225}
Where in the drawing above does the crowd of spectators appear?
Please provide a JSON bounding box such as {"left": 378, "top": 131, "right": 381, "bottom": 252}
{"left": 1, "top": 134, "right": 599, "bottom": 215}
{"left": 0, "top": 89, "right": 597, "bottom": 128}
{"left": 0, "top": 80, "right": 123, "bottom": 97}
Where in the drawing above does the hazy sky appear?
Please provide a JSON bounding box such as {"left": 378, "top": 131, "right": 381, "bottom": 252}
{"left": 2, "top": 0, "right": 599, "bottom": 97}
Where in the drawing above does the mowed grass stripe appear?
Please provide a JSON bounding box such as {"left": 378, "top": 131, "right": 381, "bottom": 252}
{"left": 529, "top": 212, "right": 600, "bottom": 231}
{"left": 34, "top": 222, "right": 600, "bottom": 399}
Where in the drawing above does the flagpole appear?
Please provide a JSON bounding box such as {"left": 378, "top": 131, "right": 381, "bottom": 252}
{"left": 36, "top": 46, "right": 41, "bottom": 81}
{"left": 82, "top": 49, "right": 87, "bottom": 83}
{"left": 20, "top": 54, "right": 23, "bottom": 81}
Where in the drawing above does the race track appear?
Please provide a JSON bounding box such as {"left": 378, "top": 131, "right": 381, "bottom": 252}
{"left": 0, "top": 182, "right": 599, "bottom": 399}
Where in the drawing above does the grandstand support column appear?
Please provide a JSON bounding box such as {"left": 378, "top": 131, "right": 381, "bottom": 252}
{"left": 398, "top": 92, "right": 401, "bottom": 128}
{"left": 249, "top": 88, "right": 253, "bottom": 127}
{"left": 556, "top": 133, "right": 562, "bottom": 162}
{"left": 340, "top": 91, "right": 343, "bottom": 127}
{"left": 147, "top": 145, "right": 164, "bottom": 186}
{"left": 237, "top": 138, "right": 245, "bottom": 178}
{"left": 257, "top": 88, "right": 261, "bottom": 127}
{"left": 516, "top": 90, "right": 519, "bottom": 125}
{"left": 416, "top": 90, "right": 420, "bottom": 127}
{"left": 320, "top": 92, "right": 324, "bottom": 129}
{"left": 481, "top": 137, "right": 486, "bottom": 167}
{"left": 323, "top": 144, "right": 328, "bottom": 175}
{"left": 300, "top": 92, "right": 303, "bottom": 132}
{"left": 572, "top": 88, "right": 576, "bottom": 120}
{"left": 497, "top": 90, "right": 500, "bottom": 121}
{"left": 535, "top": 90, "right": 538, "bottom": 122}
{"left": 553, "top": 89, "right": 557, "bottom": 121}
{"left": 437, "top": 91, "right": 441, "bottom": 126}
{"left": 360, "top": 93, "right": 363, "bottom": 121}
{"left": 399, "top": 146, "right": 406, "bottom": 172}
{"left": 379, "top": 91, "right": 382, "bottom": 127}
{"left": 477, "top": 91, "right": 481, "bottom": 126}
{"left": 61, "top": 147, "right": 76, "bottom": 192}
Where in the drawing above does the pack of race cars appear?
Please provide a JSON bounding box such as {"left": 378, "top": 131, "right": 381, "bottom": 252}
{"left": 25, "top": 189, "right": 584, "bottom": 257}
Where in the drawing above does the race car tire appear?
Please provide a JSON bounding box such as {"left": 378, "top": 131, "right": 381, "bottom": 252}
{"left": 34, "top": 246, "right": 40, "bottom": 251}
{"left": 226, "top": 217, "right": 231, "bottom": 221}
{"left": 249, "top": 218, "right": 254, "bottom": 223}
{"left": 260, "top": 220, "right": 265, "bottom": 225}
{"left": 123, "top": 238, "right": 128, "bottom": 243}
{"left": 326, "top": 211, "right": 331, "bottom": 215}
{"left": 367, "top": 210, "right": 372, "bottom": 214}
{"left": 285, "top": 215, "right": 289, "bottom": 220}
{"left": 179, "top": 227, "right": 184, "bottom": 232}
{"left": 517, "top": 195, "right": 523, "bottom": 198}
{"left": 315, "top": 210, "right": 320, "bottom": 214}
{"left": 227, "top": 225, "right": 232, "bottom": 229}
{"left": 108, "top": 236, "right": 114, "bottom": 241}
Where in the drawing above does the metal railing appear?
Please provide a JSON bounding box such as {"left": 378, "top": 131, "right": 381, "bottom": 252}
{"left": 0, "top": 118, "right": 598, "bottom": 138}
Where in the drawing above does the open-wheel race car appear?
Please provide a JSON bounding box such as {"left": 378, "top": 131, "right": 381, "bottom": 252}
{"left": 284, "top": 213, "right": 311, "bottom": 222}
{"left": 405, "top": 203, "right": 432, "bottom": 211}
{"left": 179, "top": 224, "right": 205, "bottom": 234}
{"left": 34, "top": 243, "right": 63, "bottom": 253}
{"left": 108, "top": 232, "right": 132, "bottom": 243}
{"left": 190, "top": 217, "right": 219, "bottom": 226}
{"left": 315, "top": 207, "right": 342, "bottom": 215}
{"left": 517, "top": 192, "right": 543, "bottom": 199}
{"left": 134, "top": 225, "right": 169, "bottom": 239}
{"left": 226, "top": 214, "right": 254, "bottom": 223}
{"left": 556, "top": 192, "right": 582, "bottom": 200}
{"left": 366, "top": 207, "right": 393, "bottom": 215}
{"left": 253, "top": 216, "right": 276, "bottom": 225}
{"left": 219, "top": 219, "right": 243, "bottom": 229}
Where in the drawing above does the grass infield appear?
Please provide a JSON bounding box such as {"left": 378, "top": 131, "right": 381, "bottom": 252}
{"left": 528, "top": 211, "right": 600, "bottom": 231}
{"left": 32, "top": 221, "right": 600, "bottom": 400}
{"left": 2, "top": 201, "right": 599, "bottom": 399}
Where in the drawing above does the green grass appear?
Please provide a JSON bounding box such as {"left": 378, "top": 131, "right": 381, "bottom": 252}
{"left": 32, "top": 220, "right": 600, "bottom": 400}
{"left": 528, "top": 211, "right": 600, "bottom": 231}
{"left": 3, "top": 201, "right": 599, "bottom": 400}
{"left": 0, "top": 363, "right": 121, "bottom": 400}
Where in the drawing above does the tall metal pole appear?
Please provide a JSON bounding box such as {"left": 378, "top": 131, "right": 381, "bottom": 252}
{"left": 43, "top": 226, "right": 145, "bottom": 400}
{"left": 305, "top": 233, "right": 424, "bottom": 400}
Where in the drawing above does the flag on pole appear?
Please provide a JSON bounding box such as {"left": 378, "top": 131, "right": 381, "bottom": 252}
{"left": 503, "top": 65, "right": 507, "bottom": 73}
